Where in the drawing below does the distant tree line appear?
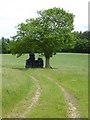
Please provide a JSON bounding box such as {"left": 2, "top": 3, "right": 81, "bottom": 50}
{"left": 0, "top": 37, "right": 11, "bottom": 54}
{"left": 62, "top": 31, "right": 90, "bottom": 53}
{"left": 0, "top": 30, "right": 90, "bottom": 54}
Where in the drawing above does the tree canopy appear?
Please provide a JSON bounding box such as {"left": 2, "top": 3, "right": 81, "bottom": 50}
{"left": 10, "top": 7, "right": 75, "bottom": 68}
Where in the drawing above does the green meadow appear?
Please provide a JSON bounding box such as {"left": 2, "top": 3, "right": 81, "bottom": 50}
{"left": 1, "top": 53, "right": 88, "bottom": 118}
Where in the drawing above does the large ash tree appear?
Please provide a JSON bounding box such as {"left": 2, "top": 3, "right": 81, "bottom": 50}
{"left": 10, "top": 7, "right": 74, "bottom": 68}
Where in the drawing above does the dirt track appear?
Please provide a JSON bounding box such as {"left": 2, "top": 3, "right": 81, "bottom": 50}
{"left": 48, "top": 77, "right": 80, "bottom": 118}
{"left": 6, "top": 75, "right": 80, "bottom": 118}
{"left": 22, "top": 76, "right": 41, "bottom": 118}
{"left": 6, "top": 76, "right": 41, "bottom": 118}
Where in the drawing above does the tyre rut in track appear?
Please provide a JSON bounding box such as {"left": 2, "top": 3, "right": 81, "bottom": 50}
{"left": 22, "top": 76, "right": 42, "bottom": 118}
{"left": 7, "top": 76, "right": 41, "bottom": 118}
{"left": 48, "top": 77, "right": 80, "bottom": 118}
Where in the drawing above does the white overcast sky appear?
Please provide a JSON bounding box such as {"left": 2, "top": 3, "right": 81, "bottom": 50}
{"left": 0, "top": 0, "right": 89, "bottom": 38}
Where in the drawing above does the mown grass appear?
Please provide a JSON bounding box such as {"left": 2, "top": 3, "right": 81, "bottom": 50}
{"left": 2, "top": 53, "right": 88, "bottom": 118}
{"left": 50, "top": 53, "right": 88, "bottom": 117}
{"left": 2, "top": 55, "right": 37, "bottom": 117}
{"left": 27, "top": 69, "right": 67, "bottom": 118}
{"left": 2, "top": 68, "right": 37, "bottom": 116}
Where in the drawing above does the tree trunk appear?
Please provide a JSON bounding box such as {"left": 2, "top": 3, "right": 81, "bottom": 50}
{"left": 45, "top": 57, "right": 50, "bottom": 68}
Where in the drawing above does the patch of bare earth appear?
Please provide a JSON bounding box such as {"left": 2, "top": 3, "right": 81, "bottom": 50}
{"left": 6, "top": 76, "right": 41, "bottom": 118}
{"left": 48, "top": 77, "right": 80, "bottom": 118}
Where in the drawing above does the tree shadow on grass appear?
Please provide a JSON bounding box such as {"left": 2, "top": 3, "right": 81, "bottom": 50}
{"left": 11, "top": 67, "right": 28, "bottom": 71}
{"left": 2, "top": 66, "right": 27, "bottom": 71}
{"left": 3, "top": 65, "right": 59, "bottom": 71}
{"left": 11, "top": 67, "right": 44, "bottom": 71}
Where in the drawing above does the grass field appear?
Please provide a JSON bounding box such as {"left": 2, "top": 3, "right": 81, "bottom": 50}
{"left": 1, "top": 53, "right": 88, "bottom": 118}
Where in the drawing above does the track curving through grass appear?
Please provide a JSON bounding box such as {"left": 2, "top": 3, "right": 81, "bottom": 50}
{"left": 27, "top": 69, "right": 68, "bottom": 118}
{"left": 47, "top": 77, "right": 80, "bottom": 118}
{"left": 2, "top": 53, "right": 88, "bottom": 118}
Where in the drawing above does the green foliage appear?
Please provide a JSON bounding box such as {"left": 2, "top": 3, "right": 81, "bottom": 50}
{"left": 73, "top": 31, "right": 90, "bottom": 40}
{"left": 12, "top": 8, "right": 74, "bottom": 57}
{"left": 74, "top": 39, "right": 89, "bottom": 53}
{"left": 78, "top": 31, "right": 90, "bottom": 40}
{"left": 10, "top": 7, "right": 74, "bottom": 67}
{"left": 61, "top": 31, "right": 90, "bottom": 53}
{"left": 1, "top": 37, "right": 10, "bottom": 54}
{"left": 36, "top": 8, "right": 74, "bottom": 57}
{"left": 72, "top": 31, "right": 90, "bottom": 53}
